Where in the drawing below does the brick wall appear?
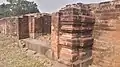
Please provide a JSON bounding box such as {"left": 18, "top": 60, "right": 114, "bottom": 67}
{"left": 0, "top": 13, "right": 51, "bottom": 39}
{"left": 92, "top": 1, "right": 120, "bottom": 67}
{"left": 27, "top": 13, "right": 51, "bottom": 39}
{"left": 0, "top": 19, "right": 6, "bottom": 34}
{"left": 0, "top": 17, "right": 19, "bottom": 36}
{"left": 34, "top": 17, "right": 44, "bottom": 37}
{"left": 51, "top": 3, "right": 95, "bottom": 67}
{"left": 28, "top": 14, "right": 51, "bottom": 38}
{"left": 42, "top": 15, "right": 51, "bottom": 35}
{"left": 6, "top": 17, "right": 18, "bottom": 36}
{"left": 18, "top": 16, "right": 29, "bottom": 39}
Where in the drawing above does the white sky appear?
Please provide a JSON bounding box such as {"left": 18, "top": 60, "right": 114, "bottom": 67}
{"left": 0, "top": 0, "right": 112, "bottom": 12}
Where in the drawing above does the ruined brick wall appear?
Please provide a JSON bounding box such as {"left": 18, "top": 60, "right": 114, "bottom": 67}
{"left": 6, "top": 17, "right": 19, "bottom": 36}
{"left": 0, "top": 13, "right": 51, "bottom": 39}
{"left": 18, "top": 16, "right": 29, "bottom": 39}
{"left": 0, "top": 17, "right": 19, "bottom": 36}
{"left": 24, "top": 15, "right": 43, "bottom": 39}
{"left": 51, "top": 3, "right": 95, "bottom": 67}
{"left": 92, "top": 1, "right": 120, "bottom": 67}
{"left": 28, "top": 14, "right": 51, "bottom": 38}
{"left": 34, "top": 16, "right": 44, "bottom": 37}
{"left": 0, "top": 19, "right": 6, "bottom": 34}
{"left": 42, "top": 14, "right": 51, "bottom": 35}
{"left": 26, "top": 13, "right": 51, "bottom": 39}
{"left": 26, "top": 13, "right": 51, "bottom": 35}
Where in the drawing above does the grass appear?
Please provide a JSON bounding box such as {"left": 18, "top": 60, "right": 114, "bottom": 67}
{"left": 0, "top": 34, "right": 52, "bottom": 67}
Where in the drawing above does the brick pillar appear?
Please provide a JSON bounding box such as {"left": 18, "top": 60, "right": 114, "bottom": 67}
{"left": 4, "top": 20, "right": 7, "bottom": 35}
{"left": 51, "top": 12, "right": 60, "bottom": 60}
{"left": 29, "top": 16, "right": 35, "bottom": 39}
{"left": 51, "top": 6, "right": 95, "bottom": 67}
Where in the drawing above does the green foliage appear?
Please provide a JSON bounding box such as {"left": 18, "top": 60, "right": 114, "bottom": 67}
{"left": 0, "top": 0, "right": 39, "bottom": 18}
{"left": 7, "top": 0, "right": 17, "bottom": 4}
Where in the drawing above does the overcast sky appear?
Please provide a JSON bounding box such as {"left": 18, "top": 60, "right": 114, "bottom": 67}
{"left": 0, "top": 0, "right": 111, "bottom": 12}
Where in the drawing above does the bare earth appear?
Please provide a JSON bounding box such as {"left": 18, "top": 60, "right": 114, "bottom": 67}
{"left": 0, "top": 34, "right": 52, "bottom": 67}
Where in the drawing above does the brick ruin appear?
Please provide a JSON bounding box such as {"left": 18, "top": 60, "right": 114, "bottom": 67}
{"left": 0, "top": 17, "right": 18, "bottom": 36}
{"left": 92, "top": 1, "right": 120, "bottom": 67}
{"left": 0, "top": 13, "right": 51, "bottom": 39}
{"left": 0, "top": 0, "right": 120, "bottom": 67}
{"left": 52, "top": 0, "right": 120, "bottom": 67}
{"left": 51, "top": 3, "right": 95, "bottom": 67}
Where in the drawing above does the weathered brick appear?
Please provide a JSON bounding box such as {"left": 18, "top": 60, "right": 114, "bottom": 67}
{"left": 18, "top": 16, "right": 29, "bottom": 39}
{"left": 52, "top": 3, "right": 95, "bottom": 67}
{"left": 59, "top": 47, "right": 79, "bottom": 63}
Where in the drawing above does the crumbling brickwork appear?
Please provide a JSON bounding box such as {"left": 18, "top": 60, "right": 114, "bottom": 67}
{"left": 28, "top": 16, "right": 35, "bottom": 39}
{"left": 27, "top": 13, "right": 51, "bottom": 39}
{"left": 0, "top": 13, "right": 51, "bottom": 39}
{"left": 51, "top": 12, "right": 60, "bottom": 60}
{"left": 52, "top": 1, "right": 120, "bottom": 67}
{"left": 34, "top": 17, "right": 43, "bottom": 37}
{"left": 51, "top": 3, "right": 95, "bottom": 67}
{"left": 28, "top": 15, "right": 43, "bottom": 39}
{"left": 91, "top": 1, "right": 120, "bottom": 67}
{"left": 0, "top": 19, "right": 7, "bottom": 34}
{"left": 0, "top": 1, "right": 120, "bottom": 67}
{"left": 27, "top": 13, "right": 51, "bottom": 38}
{"left": 0, "top": 17, "right": 19, "bottom": 36}
{"left": 18, "top": 16, "right": 29, "bottom": 39}
{"left": 42, "top": 14, "right": 51, "bottom": 35}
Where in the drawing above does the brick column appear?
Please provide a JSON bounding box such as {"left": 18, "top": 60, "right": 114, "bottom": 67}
{"left": 51, "top": 5, "right": 95, "bottom": 67}
{"left": 29, "top": 16, "right": 35, "bottom": 39}
{"left": 51, "top": 12, "right": 60, "bottom": 60}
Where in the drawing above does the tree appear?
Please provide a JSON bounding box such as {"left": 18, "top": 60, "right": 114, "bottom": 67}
{"left": 0, "top": 0, "right": 40, "bottom": 18}
{"left": 7, "top": 0, "right": 17, "bottom": 4}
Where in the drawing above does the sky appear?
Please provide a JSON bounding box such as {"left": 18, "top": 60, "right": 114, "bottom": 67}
{"left": 0, "top": 0, "right": 112, "bottom": 13}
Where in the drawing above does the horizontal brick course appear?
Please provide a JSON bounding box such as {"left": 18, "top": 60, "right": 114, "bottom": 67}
{"left": 51, "top": 3, "right": 95, "bottom": 67}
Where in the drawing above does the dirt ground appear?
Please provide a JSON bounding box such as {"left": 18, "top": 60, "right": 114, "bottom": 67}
{"left": 0, "top": 34, "right": 52, "bottom": 67}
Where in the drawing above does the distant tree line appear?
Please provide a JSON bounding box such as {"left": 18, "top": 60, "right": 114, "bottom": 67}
{"left": 0, "top": 0, "right": 40, "bottom": 18}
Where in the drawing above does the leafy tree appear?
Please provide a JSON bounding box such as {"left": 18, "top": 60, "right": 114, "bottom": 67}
{"left": 7, "top": 0, "right": 17, "bottom": 4}
{"left": 0, "top": 0, "right": 40, "bottom": 18}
